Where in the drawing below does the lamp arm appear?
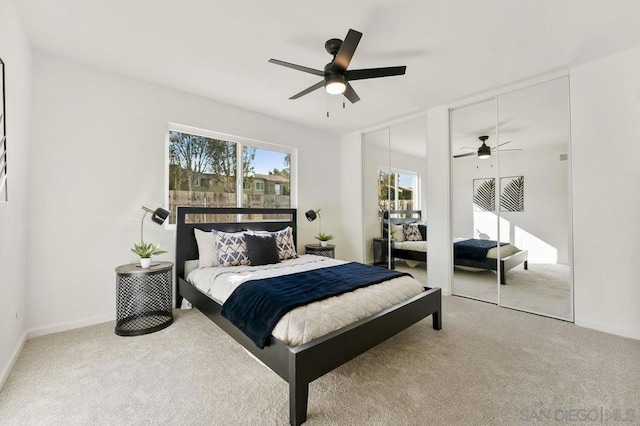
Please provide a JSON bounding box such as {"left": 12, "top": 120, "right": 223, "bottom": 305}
{"left": 141, "top": 211, "right": 148, "bottom": 243}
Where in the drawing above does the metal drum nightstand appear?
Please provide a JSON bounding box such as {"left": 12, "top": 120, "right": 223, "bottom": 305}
{"left": 115, "top": 261, "right": 173, "bottom": 336}
{"left": 305, "top": 244, "right": 335, "bottom": 258}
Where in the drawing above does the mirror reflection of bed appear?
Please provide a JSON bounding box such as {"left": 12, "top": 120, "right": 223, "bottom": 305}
{"left": 362, "top": 115, "right": 428, "bottom": 287}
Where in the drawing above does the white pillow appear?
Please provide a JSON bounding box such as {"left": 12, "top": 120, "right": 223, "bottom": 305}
{"left": 390, "top": 224, "right": 405, "bottom": 242}
{"left": 194, "top": 228, "right": 219, "bottom": 268}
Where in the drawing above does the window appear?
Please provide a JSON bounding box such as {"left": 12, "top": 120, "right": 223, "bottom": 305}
{"left": 167, "top": 124, "right": 295, "bottom": 224}
{"left": 377, "top": 169, "right": 419, "bottom": 213}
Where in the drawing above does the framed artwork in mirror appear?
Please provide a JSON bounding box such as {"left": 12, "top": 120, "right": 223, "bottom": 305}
{"left": 473, "top": 177, "right": 495, "bottom": 212}
{"left": 0, "top": 57, "right": 6, "bottom": 203}
{"left": 500, "top": 176, "right": 524, "bottom": 212}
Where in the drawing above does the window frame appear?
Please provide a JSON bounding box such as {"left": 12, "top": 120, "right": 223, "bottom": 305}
{"left": 165, "top": 122, "right": 298, "bottom": 229}
{"left": 378, "top": 165, "right": 421, "bottom": 213}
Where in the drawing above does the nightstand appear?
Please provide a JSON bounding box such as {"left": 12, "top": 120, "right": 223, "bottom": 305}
{"left": 115, "top": 261, "right": 173, "bottom": 336}
{"left": 305, "top": 244, "right": 335, "bottom": 258}
{"left": 373, "top": 238, "right": 395, "bottom": 269}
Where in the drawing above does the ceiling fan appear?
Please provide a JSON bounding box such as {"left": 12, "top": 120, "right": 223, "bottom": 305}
{"left": 268, "top": 29, "right": 407, "bottom": 103}
{"left": 453, "top": 135, "right": 518, "bottom": 159}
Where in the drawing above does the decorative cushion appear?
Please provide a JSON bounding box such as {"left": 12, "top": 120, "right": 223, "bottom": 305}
{"left": 403, "top": 223, "right": 423, "bottom": 241}
{"left": 418, "top": 224, "right": 427, "bottom": 241}
{"left": 271, "top": 227, "right": 298, "bottom": 260}
{"left": 248, "top": 227, "right": 297, "bottom": 260}
{"left": 245, "top": 234, "right": 280, "bottom": 266}
{"left": 390, "top": 224, "right": 405, "bottom": 242}
{"left": 214, "top": 230, "right": 250, "bottom": 267}
{"left": 194, "top": 228, "right": 218, "bottom": 268}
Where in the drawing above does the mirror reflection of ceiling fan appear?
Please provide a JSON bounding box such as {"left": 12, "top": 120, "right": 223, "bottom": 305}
{"left": 453, "top": 135, "right": 521, "bottom": 159}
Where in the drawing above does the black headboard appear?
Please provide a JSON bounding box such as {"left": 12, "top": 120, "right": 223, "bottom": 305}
{"left": 175, "top": 207, "right": 297, "bottom": 279}
{"left": 381, "top": 209, "right": 422, "bottom": 237}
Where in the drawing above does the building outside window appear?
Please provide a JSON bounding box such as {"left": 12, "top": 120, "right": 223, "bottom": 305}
{"left": 377, "top": 169, "right": 419, "bottom": 213}
{"left": 167, "top": 124, "right": 295, "bottom": 224}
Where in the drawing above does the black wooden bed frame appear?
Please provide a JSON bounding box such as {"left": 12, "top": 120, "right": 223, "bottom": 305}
{"left": 175, "top": 207, "right": 442, "bottom": 425}
{"left": 383, "top": 209, "right": 528, "bottom": 285}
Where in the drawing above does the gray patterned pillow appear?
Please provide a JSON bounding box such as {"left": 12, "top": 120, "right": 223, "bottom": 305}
{"left": 403, "top": 223, "right": 423, "bottom": 241}
{"left": 214, "top": 230, "right": 250, "bottom": 267}
{"left": 271, "top": 227, "right": 298, "bottom": 260}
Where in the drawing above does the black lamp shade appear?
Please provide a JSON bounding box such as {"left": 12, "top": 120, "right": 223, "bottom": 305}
{"left": 305, "top": 210, "right": 317, "bottom": 222}
{"left": 151, "top": 207, "right": 170, "bottom": 224}
{"left": 477, "top": 144, "right": 491, "bottom": 159}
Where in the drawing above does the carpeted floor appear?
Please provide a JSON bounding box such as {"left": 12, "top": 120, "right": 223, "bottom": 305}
{"left": 1, "top": 297, "right": 639, "bottom": 425}
{"left": 395, "top": 261, "right": 571, "bottom": 320}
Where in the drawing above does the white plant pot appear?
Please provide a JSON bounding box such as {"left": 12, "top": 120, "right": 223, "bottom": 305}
{"left": 140, "top": 257, "right": 152, "bottom": 268}
{"left": 320, "top": 241, "right": 328, "bottom": 247}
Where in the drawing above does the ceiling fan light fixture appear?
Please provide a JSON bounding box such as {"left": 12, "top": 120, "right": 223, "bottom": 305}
{"left": 325, "top": 74, "right": 346, "bottom": 95}
{"left": 477, "top": 144, "right": 491, "bottom": 159}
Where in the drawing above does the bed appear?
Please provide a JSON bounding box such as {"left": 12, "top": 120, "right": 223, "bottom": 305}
{"left": 382, "top": 209, "right": 528, "bottom": 285}
{"left": 175, "top": 207, "right": 442, "bottom": 425}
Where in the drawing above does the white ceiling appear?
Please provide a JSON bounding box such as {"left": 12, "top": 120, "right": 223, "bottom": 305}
{"left": 15, "top": 0, "right": 640, "bottom": 135}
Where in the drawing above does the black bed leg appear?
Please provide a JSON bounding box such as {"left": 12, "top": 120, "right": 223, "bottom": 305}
{"left": 432, "top": 311, "right": 442, "bottom": 330}
{"left": 289, "top": 379, "right": 309, "bottom": 426}
{"left": 524, "top": 261, "right": 528, "bottom": 270}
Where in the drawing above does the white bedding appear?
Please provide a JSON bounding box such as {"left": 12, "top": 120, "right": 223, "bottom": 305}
{"left": 187, "top": 255, "right": 424, "bottom": 347}
{"left": 393, "top": 239, "right": 522, "bottom": 259}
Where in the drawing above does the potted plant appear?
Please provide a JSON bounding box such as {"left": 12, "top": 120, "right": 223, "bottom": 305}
{"left": 315, "top": 232, "right": 334, "bottom": 247}
{"left": 131, "top": 241, "right": 167, "bottom": 268}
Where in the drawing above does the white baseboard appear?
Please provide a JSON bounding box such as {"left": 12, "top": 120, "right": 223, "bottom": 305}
{"left": 27, "top": 314, "right": 114, "bottom": 339}
{"left": 575, "top": 318, "right": 640, "bottom": 341}
{"left": 0, "top": 331, "right": 27, "bottom": 392}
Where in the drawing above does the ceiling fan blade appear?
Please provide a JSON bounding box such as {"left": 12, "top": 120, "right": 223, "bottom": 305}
{"left": 491, "top": 140, "right": 512, "bottom": 150}
{"left": 346, "top": 66, "right": 407, "bottom": 81}
{"left": 343, "top": 83, "right": 360, "bottom": 103}
{"left": 333, "top": 29, "right": 362, "bottom": 71}
{"left": 268, "top": 59, "right": 324, "bottom": 76}
{"left": 289, "top": 80, "right": 325, "bottom": 99}
{"left": 453, "top": 152, "right": 477, "bottom": 159}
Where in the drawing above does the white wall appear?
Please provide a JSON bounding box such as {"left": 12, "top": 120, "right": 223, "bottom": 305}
{"left": 26, "top": 52, "right": 341, "bottom": 336}
{"left": 339, "top": 131, "right": 363, "bottom": 262}
{"left": 570, "top": 46, "right": 640, "bottom": 340}
{"left": 0, "top": 0, "right": 31, "bottom": 388}
{"left": 426, "top": 106, "right": 452, "bottom": 295}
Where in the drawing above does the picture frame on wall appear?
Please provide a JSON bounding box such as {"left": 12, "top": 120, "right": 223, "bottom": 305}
{"left": 473, "top": 177, "right": 495, "bottom": 212}
{"left": 0, "top": 57, "right": 7, "bottom": 203}
{"left": 500, "top": 176, "right": 524, "bottom": 212}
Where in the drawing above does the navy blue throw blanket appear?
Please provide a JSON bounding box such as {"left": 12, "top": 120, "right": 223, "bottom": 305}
{"left": 221, "top": 263, "right": 410, "bottom": 348}
{"left": 453, "top": 239, "right": 507, "bottom": 262}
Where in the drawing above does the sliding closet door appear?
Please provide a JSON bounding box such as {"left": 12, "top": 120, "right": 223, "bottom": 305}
{"left": 496, "top": 77, "right": 572, "bottom": 320}
{"left": 450, "top": 98, "right": 499, "bottom": 304}
{"left": 363, "top": 127, "right": 392, "bottom": 268}
{"left": 388, "top": 116, "right": 428, "bottom": 285}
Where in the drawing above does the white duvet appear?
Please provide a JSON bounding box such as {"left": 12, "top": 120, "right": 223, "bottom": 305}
{"left": 393, "top": 239, "right": 522, "bottom": 259}
{"left": 187, "top": 255, "right": 424, "bottom": 347}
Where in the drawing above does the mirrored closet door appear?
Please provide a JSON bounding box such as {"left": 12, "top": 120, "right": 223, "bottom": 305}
{"left": 450, "top": 77, "right": 573, "bottom": 321}
{"left": 450, "top": 98, "right": 499, "bottom": 304}
{"left": 362, "top": 115, "right": 428, "bottom": 286}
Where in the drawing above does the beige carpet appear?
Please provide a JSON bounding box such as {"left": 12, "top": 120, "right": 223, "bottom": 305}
{"left": 1, "top": 297, "right": 639, "bottom": 425}
{"left": 452, "top": 263, "right": 571, "bottom": 320}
